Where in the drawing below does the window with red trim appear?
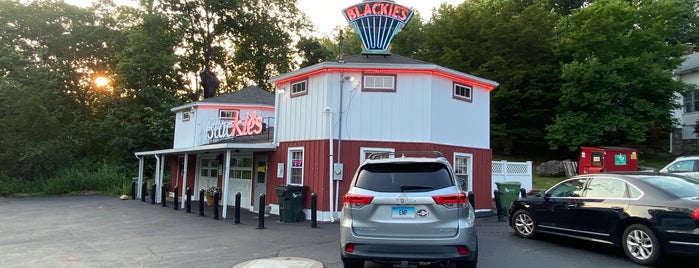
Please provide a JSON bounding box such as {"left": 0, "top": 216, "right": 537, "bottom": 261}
{"left": 453, "top": 83, "right": 472, "bottom": 102}
{"left": 362, "top": 74, "right": 396, "bottom": 92}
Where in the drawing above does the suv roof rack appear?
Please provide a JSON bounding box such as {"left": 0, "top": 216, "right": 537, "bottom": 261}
{"left": 368, "top": 151, "right": 444, "bottom": 160}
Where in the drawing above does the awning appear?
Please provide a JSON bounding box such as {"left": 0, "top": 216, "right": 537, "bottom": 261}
{"left": 135, "top": 142, "right": 277, "bottom": 157}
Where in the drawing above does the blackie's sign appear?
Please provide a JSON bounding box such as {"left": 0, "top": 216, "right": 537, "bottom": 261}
{"left": 343, "top": 0, "right": 414, "bottom": 55}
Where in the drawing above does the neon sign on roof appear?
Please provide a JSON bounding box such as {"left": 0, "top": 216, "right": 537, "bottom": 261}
{"left": 343, "top": 0, "right": 414, "bottom": 55}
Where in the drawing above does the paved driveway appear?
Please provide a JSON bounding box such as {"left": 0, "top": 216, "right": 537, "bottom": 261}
{"left": 0, "top": 196, "right": 696, "bottom": 267}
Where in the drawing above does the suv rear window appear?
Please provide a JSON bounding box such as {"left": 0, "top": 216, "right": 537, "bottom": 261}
{"left": 354, "top": 162, "right": 453, "bottom": 192}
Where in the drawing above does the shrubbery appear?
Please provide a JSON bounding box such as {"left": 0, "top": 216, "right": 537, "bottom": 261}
{"left": 0, "top": 163, "right": 131, "bottom": 197}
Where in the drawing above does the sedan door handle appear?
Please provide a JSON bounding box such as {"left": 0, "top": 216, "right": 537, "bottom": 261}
{"left": 611, "top": 206, "right": 624, "bottom": 211}
{"left": 565, "top": 203, "right": 576, "bottom": 208}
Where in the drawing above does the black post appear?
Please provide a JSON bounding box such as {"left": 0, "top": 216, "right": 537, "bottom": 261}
{"left": 310, "top": 192, "right": 318, "bottom": 228}
{"left": 256, "top": 193, "right": 266, "bottom": 229}
{"left": 151, "top": 183, "right": 156, "bottom": 204}
{"left": 161, "top": 185, "right": 167, "bottom": 207}
{"left": 186, "top": 187, "right": 192, "bottom": 213}
{"left": 468, "top": 191, "right": 475, "bottom": 209}
{"left": 131, "top": 181, "right": 136, "bottom": 200}
{"left": 520, "top": 188, "right": 527, "bottom": 198}
{"left": 213, "top": 191, "right": 219, "bottom": 220}
{"left": 494, "top": 190, "right": 505, "bottom": 222}
{"left": 234, "top": 192, "right": 241, "bottom": 224}
{"left": 173, "top": 186, "right": 179, "bottom": 210}
{"left": 140, "top": 182, "right": 146, "bottom": 202}
{"left": 198, "top": 189, "right": 205, "bottom": 216}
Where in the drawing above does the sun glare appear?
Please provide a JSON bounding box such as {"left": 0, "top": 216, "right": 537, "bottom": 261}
{"left": 94, "top": 76, "right": 110, "bottom": 88}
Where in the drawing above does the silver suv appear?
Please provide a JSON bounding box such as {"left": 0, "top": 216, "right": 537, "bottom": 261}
{"left": 659, "top": 156, "right": 699, "bottom": 179}
{"left": 340, "top": 151, "right": 478, "bottom": 268}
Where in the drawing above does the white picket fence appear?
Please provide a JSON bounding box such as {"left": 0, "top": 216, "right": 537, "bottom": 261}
{"left": 491, "top": 160, "right": 533, "bottom": 197}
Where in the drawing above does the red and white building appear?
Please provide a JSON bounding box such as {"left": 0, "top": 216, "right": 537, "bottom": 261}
{"left": 135, "top": 54, "right": 498, "bottom": 221}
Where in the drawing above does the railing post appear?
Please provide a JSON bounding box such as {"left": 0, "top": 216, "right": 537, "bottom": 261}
{"left": 161, "top": 185, "right": 167, "bottom": 207}
{"left": 185, "top": 187, "right": 192, "bottom": 213}
{"left": 494, "top": 189, "right": 505, "bottom": 222}
{"left": 140, "top": 182, "right": 146, "bottom": 202}
{"left": 234, "top": 192, "right": 241, "bottom": 224}
{"left": 468, "top": 191, "right": 475, "bottom": 209}
{"left": 131, "top": 181, "right": 136, "bottom": 200}
{"left": 213, "top": 190, "right": 219, "bottom": 220}
{"left": 310, "top": 193, "right": 318, "bottom": 228}
{"left": 151, "top": 183, "right": 156, "bottom": 204}
{"left": 198, "top": 189, "right": 205, "bottom": 216}
{"left": 173, "top": 186, "right": 179, "bottom": 210}
{"left": 256, "top": 194, "right": 266, "bottom": 229}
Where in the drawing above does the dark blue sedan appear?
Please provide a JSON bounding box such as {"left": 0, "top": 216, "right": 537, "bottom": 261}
{"left": 509, "top": 172, "right": 699, "bottom": 266}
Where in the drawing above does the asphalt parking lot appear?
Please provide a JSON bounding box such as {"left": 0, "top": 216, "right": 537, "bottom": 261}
{"left": 0, "top": 195, "right": 696, "bottom": 268}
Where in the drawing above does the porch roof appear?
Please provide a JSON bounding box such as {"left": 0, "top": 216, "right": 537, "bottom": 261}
{"left": 134, "top": 142, "right": 276, "bottom": 157}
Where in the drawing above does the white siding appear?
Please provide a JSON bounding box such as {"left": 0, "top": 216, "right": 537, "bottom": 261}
{"left": 679, "top": 72, "right": 699, "bottom": 139}
{"left": 430, "top": 79, "right": 490, "bottom": 149}
{"left": 173, "top": 111, "right": 196, "bottom": 148}
{"left": 277, "top": 74, "right": 330, "bottom": 142}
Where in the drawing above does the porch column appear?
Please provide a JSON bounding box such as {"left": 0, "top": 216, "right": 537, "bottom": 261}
{"left": 137, "top": 156, "right": 144, "bottom": 199}
{"left": 180, "top": 153, "right": 189, "bottom": 209}
{"left": 154, "top": 154, "right": 161, "bottom": 203}
{"left": 222, "top": 150, "right": 232, "bottom": 218}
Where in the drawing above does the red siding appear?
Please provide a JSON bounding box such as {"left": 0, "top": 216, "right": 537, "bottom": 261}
{"left": 168, "top": 154, "right": 198, "bottom": 195}
{"left": 272, "top": 140, "right": 492, "bottom": 211}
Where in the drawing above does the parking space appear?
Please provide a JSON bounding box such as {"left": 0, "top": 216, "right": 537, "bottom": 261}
{"left": 0, "top": 196, "right": 695, "bottom": 268}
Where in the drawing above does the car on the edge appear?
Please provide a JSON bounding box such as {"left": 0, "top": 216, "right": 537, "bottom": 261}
{"left": 340, "top": 151, "right": 478, "bottom": 268}
{"left": 659, "top": 155, "right": 699, "bottom": 179}
{"left": 509, "top": 172, "right": 699, "bottom": 266}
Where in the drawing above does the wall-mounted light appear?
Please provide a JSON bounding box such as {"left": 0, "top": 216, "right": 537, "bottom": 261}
{"left": 277, "top": 87, "right": 286, "bottom": 94}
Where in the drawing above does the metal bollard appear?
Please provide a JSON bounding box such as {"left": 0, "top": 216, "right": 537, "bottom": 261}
{"left": 256, "top": 194, "right": 266, "bottom": 229}
{"left": 468, "top": 191, "right": 475, "bottom": 209}
{"left": 151, "top": 183, "right": 156, "bottom": 204}
{"left": 161, "top": 185, "right": 167, "bottom": 207}
{"left": 198, "top": 189, "right": 205, "bottom": 216}
{"left": 213, "top": 191, "right": 219, "bottom": 220}
{"left": 185, "top": 187, "right": 192, "bottom": 213}
{"left": 131, "top": 181, "right": 136, "bottom": 200}
{"left": 494, "top": 190, "right": 505, "bottom": 222}
{"left": 520, "top": 188, "right": 527, "bottom": 198}
{"left": 310, "top": 192, "right": 318, "bottom": 228}
{"left": 141, "top": 182, "right": 147, "bottom": 202}
{"left": 234, "top": 192, "right": 241, "bottom": 224}
{"left": 173, "top": 186, "right": 179, "bottom": 210}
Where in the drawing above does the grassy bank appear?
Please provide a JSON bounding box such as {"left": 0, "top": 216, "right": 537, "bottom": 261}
{"left": 0, "top": 163, "right": 131, "bottom": 197}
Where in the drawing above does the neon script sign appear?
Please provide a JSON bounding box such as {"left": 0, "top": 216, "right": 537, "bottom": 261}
{"left": 206, "top": 111, "right": 263, "bottom": 142}
{"left": 343, "top": 0, "right": 414, "bottom": 55}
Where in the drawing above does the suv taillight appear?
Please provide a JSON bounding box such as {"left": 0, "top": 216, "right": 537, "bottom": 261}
{"left": 691, "top": 207, "right": 699, "bottom": 220}
{"left": 343, "top": 194, "right": 373, "bottom": 207}
{"left": 432, "top": 193, "right": 467, "bottom": 208}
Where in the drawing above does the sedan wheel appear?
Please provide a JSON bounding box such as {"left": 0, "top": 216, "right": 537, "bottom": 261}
{"left": 512, "top": 210, "right": 536, "bottom": 238}
{"left": 622, "top": 224, "right": 662, "bottom": 266}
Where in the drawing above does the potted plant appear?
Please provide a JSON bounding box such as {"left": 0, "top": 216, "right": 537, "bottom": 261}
{"left": 204, "top": 186, "right": 217, "bottom": 206}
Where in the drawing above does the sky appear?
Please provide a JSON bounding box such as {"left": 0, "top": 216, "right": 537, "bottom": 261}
{"left": 66, "top": 0, "right": 465, "bottom": 35}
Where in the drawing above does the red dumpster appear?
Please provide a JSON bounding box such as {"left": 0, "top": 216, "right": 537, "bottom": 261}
{"left": 578, "top": 146, "right": 638, "bottom": 174}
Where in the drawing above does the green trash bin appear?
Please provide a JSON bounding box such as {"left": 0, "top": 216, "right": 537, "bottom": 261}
{"left": 275, "top": 185, "right": 308, "bottom": 223}
{"left": 496, "top": 181, "right": 521, "bottom": 214}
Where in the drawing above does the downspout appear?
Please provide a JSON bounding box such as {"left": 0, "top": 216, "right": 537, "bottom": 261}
{"left": 336, "top": 74, "right": 346, "bottom": 221}
{"left": 324, "top": 106, "right": 335, "bottom": 222}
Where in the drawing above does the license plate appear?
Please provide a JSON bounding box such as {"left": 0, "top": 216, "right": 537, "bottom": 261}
{"left": 392, "top": 206, "right": 415, "bottom": 219}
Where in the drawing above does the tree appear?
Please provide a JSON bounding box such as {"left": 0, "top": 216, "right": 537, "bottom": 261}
{"left": 419, "top": 0, "right": 562, "bottom": 155}
{"left": 546, "top": 0, "right": 696, "bottom": 151}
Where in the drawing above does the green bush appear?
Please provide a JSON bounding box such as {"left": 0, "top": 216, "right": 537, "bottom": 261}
{"left": 1, "top": 163, "right": 130, "bottom": 197}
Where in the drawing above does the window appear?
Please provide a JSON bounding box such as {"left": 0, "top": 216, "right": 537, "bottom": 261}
{"left": 584, "top": 178, "right": 628, "bottom": 199}
{"left": 360, "top": 147, "right": 395, "bottom": 163}
{"left": 200, "top": 158, "right": 218, "bottom": 177}
{"left": 362, "top": 74, "right": 396, "bottom": 92}
{"left": 291, "top": 80, "right": 307, "bottom": 97}
{"left": 288, "top": 147, "right": 304, "bottom": 185}
{"left": 219, "top": 109, "right": 239, "bottom": 119}
{"left": 684, "top": 88, "right": 699, "bottom": 113}
{"left": 182, "top": 111, "right": 191, "bottom": 122}
{"left": 666, "top": 160, "right": 697, "bottom": 173}
{"left": 229, "top": 156, "right": 253, "bottom": 180}
{"left": 454, "top": 153, "right": 472, "bottom": 191}
{"left": 453, "top": 83, "right": 473, "bottom": 102}
{"left": 547, "top": 178, "right": 587, "bottom": 197}
{"left": 355, "top": 162, "right": 453, "bottom": 192}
